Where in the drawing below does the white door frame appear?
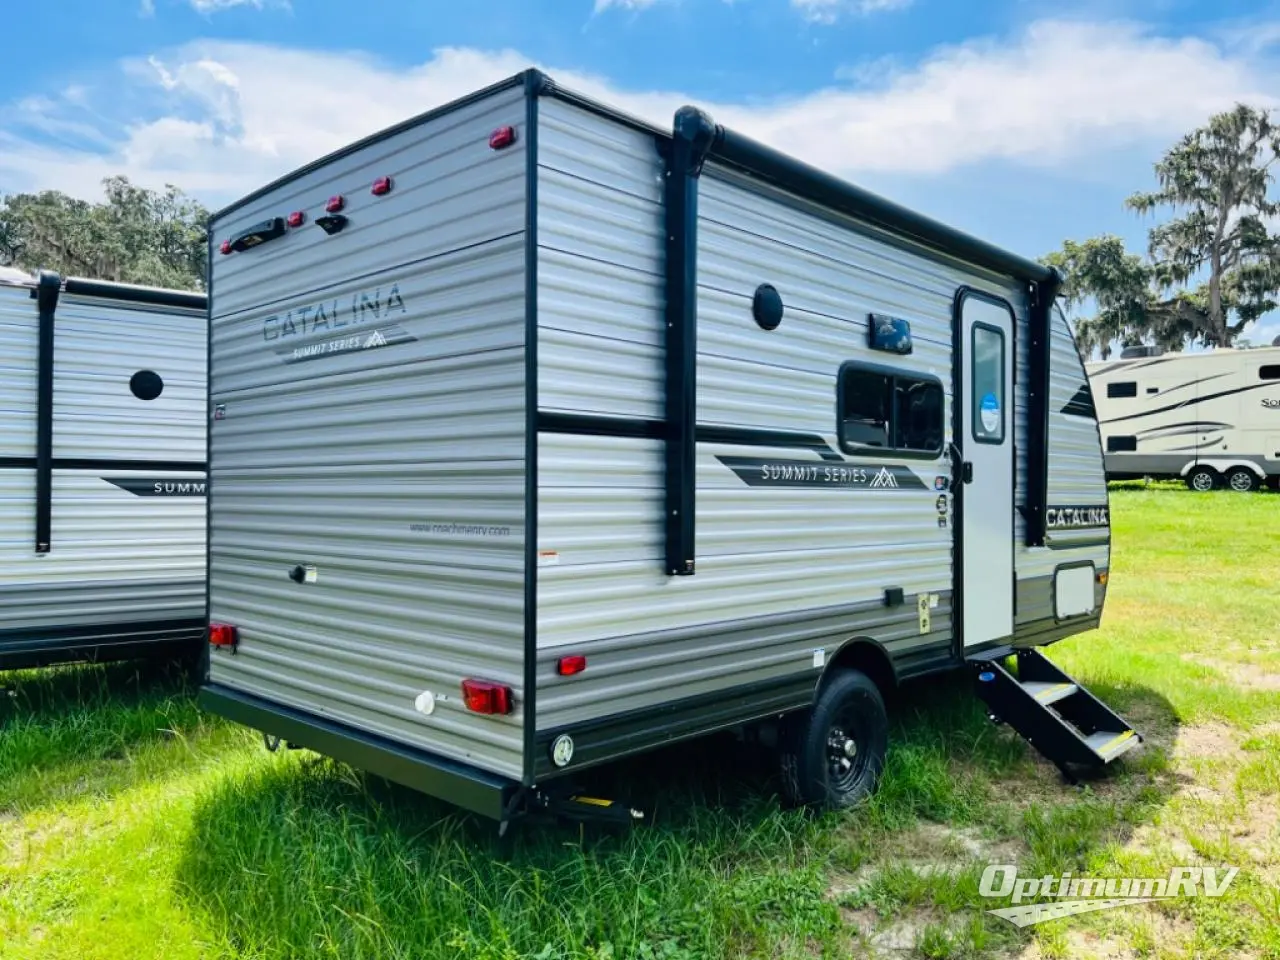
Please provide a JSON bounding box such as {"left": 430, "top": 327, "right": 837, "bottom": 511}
{"left": 955, "top": 289, "right": 1016, "bottom": 651}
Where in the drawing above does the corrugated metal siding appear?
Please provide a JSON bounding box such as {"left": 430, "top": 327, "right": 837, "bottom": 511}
{"left": 0, "top": 469, "right": 206, "bottom": 629}
{"left": 0, "top": 281, "right": 206, "bottom": 636}
{"left": 51, "top": 294, "right": 206, "bottom": 463}
{"left": 207, "top": 84, "right": 528, "bottom": 781}
{"left": 1014, "top": 308, "right": 1112, "bottom": 582}
{"left": 534, "top": 102, "right": 1019, "bottom": 731}
{"left": 0, "top": 285, "right": 36, "bottom": 458}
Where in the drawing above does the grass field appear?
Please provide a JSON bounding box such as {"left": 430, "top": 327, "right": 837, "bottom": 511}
{"left": 1, "top": 486, "right": 1278, "bottom": 959}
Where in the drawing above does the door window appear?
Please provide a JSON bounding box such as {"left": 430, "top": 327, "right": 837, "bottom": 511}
{"left": 971, "top": 324, "right": 1006, "bottom": 444}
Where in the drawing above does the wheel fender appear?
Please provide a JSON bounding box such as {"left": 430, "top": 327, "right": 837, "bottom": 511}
{"left": 817, "top": 637, "right": 897, "bottom": 700}
{"left": 1183, "top": 459, "right": 1265, "bottom": 479}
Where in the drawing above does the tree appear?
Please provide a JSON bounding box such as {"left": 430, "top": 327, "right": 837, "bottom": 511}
{"left": 1129, "top": 104, "right": 1280, "bottom": 346}
{"left": 0, "top": 177, "right": 209, "bottom": 291}
{"left": 1042, "top": 236, "right": 1151, "bottom": 360}
{"left": 1046, "top": 104, "right": 1280, "bottom": 356}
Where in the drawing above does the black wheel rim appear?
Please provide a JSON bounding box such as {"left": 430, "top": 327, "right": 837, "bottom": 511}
{"left": 825, "top": 700, "right": 870, "bottom": 795}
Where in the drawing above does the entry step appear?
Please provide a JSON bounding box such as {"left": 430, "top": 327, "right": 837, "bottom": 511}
{"left": 1020, "top": 681, "right": 1078, "bottom": 706}
{"left": 1084, "top": 729, "right": 1141, "bottom": 761}
{"left": 970, "top": 648, "right": 1142, "bottom": 779}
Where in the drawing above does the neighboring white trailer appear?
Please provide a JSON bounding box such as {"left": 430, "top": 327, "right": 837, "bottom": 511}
{"left": 0, "top": 270, "right": 207, "bottom": 670}
{"left": 203, "top": 72, "right": 1136, "bottom": 824}
{"left": 1088, "top": 345, "right": 1280, "bottom": 491}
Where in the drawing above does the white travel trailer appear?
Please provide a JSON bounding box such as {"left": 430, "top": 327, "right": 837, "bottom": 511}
{"left": 202, "top": 72, "right": 1138, "bottom": 825}
{"left": 0, "top": 270, "right": 207, "bottom": 670}
{"left": 1088, "top": 345, "right": 1280, "bottom": 491}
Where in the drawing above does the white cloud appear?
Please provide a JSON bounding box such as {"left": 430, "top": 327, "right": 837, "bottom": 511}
{"left": 593, "top": 0, "right": 664, "bottom": 11}
{"left": 0, "top": 19, "right": 1276, "bottom": 210}
{"left": 792, "top": 0, "right": 913, "bottom": 23}
{"left": 186, "top": 0, "right": 289, "bottom": 14}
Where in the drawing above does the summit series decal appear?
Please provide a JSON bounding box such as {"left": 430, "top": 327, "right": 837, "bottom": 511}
{"left": 717, "top": 456, "right": 927, "bottom": 490}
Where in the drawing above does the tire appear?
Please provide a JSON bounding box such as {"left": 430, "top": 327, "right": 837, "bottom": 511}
{"left": 1225, "top": 467, "right": 1259, "bottom": 493}
{"left": 779, "top": 669, "right": 888, "bottom": 809}
{"left": 1186, "top": 466, "right": 1218, "bottom": 492}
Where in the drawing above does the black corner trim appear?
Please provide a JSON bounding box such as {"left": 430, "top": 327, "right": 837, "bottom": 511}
{"left": 34, "top": 270, "right": 60, "bottom": 554}
{"left": 63, "top": 277, "right": 206, "bottom": 312}
{"left": 1025, "top": 268, "right": 1063, "bottom": 548}
{"left": 663, "top": 106, "right": 717, "bottom": 578}
{"left": 704, "top": 126, "right": 1053, "bottom": 286}
{"left": 521, "top": 70, "right": 541, "bottom": 786}
{"left": 200, "top": 685, "right": 517, "bottom": 820}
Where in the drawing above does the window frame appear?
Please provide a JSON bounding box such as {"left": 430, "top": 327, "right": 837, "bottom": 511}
{"left": 969, "top": 321, "right": 1007, "bottom": 446}
{"left": 836, "top": 359, "right": 946, "bottom": 460}
{"left": 1107, "top": 381, "right": 1139, "bottom": 398}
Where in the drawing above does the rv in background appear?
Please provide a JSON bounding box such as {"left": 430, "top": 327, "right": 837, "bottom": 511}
{"left": 201, "top": 71, "right": 1138, "bottom": 826}
{"left": 0, "top": 269, "right": 207, "bottom": 671}
{"left": 1088, "top": 344, "right": 1280, "bottom": 492}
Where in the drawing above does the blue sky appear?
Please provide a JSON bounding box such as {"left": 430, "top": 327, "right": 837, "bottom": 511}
{"left": 3, "top": 0, "right": 1280, "bottom": 343}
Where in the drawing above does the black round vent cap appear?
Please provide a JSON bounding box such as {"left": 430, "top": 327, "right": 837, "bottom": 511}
{"left": 129, "top": 370, "right": 164, "bottom": 401}
{"left": 753, "top": 284, "right": 784, "bottom": 331}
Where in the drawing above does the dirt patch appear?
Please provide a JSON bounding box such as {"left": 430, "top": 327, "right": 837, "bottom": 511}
{"left": 1178, "top": 654, "right": 1280, "bottom": 692}
{"left": 1172, "top": 723, "right": 1241, "bottom": 761}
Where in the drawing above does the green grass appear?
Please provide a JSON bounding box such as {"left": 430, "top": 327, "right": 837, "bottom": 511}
{"left": 1, "top": 486, "right": 1278, "bottom": 959}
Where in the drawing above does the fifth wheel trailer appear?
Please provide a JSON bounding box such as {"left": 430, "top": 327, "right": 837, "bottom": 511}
{"left": 1087, "top": 345, "right": 1280, "bottom": 491}
{"left": 202, "top": 71, "right": 1139, "bottom": 824}
{"left": 0, "top": 270, "right": 208, "bottom": 671}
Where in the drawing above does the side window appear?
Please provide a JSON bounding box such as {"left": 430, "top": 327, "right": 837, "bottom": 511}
{"left": 1260, "top": 365, "right": 1280, "bottom": 381}
{"left": 971, "top": 324, "right": 1005, "bottom": 444}
{"left": 838, "top": 364, "right": 943, "bottom": 457}
{"left": 1107, "top": 435, "right": 1138, "bottom": 452}
{"left": 1107, "top": 381, "right": 1139, "bottom": 398}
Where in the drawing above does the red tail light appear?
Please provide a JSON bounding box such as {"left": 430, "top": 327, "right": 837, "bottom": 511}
{"left": 371, "top": 176, "right": 393, "bottom": 196}
{"left": 488, "top": 126, "right": 517, "bottom": 150}
{"left": 219, "top": 240, "right": 232, "bottom": 255}
{"left": 209, "top": 622, "right": 238, "bottom": 648}
{"left": 461, "top": 678, "right": 512, "bottom": 715}
{"left": 325, "top": 194, "right": 346, "bottom": 213}
{"left": 556, "top": 655, "right": 587, "bottom": 676}
{"left": 286, "top": 210, "right": 306, "bottom": 228}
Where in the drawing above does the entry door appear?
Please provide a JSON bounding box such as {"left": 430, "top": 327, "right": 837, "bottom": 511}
{"left": 958, "top": 293, "right": 1015, "bottom": 649}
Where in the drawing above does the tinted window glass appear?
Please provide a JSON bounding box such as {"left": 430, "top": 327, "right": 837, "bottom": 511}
{"left": 971, "top": 325, "right": 1005, "bottom": 444}
{"left": 1260, "top": 365, "right": 1280, "bottom": 381}
{"left": 838, "top": 365, "right": 943, "bottom": 457}
{"left": 1107, "top": 435, "right": 1137, "bottom": 452}
{"left": 894, "top": 378, "right": 944, "bottom": 453}
{"left": 1107, "top": 381, "right": 1138, "bottom": 398}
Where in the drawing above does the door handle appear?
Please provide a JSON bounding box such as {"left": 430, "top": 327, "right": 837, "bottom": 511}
{"left": 948, "top": 442, "right": 973, "bottom": 485}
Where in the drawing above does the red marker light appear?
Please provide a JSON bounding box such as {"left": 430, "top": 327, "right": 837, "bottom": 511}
{"left": 219, "top": 240, "right": 232, "bottom": 255}
{"left": 371, "top": 176, "right": 393, "bottom": 196}
{"left": 325, "top": 195, "right": 346, "bottom": 213}
{"left": 488, "top": 126, "right": 517, "bottom": 150}
{"left": 461, "top": 678, "right": 513, "bottom": 715}
{"left": 209, "top": 622, "right": 239, "bottom": 648}
{"left": 556, "top": 655, "right": 587, "bottom": 677}
{"left": 286, "top": 211, "right": 306, "bottom": 228}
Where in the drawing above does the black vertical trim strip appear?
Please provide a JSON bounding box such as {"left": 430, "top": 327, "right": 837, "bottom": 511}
{"left": 521, "top": 68, "right": 547, "bottom": 786}
{"left": 202, "top": 216, "right": 215, "bottom": 684}
{"left": 663, "top": 107, "right": 716, "bottom": 577}
{"left": 33, "top": 270, "right": 61, "bottom": 553}
{"left": 1025, "top": 269, "right": 1062, "bottom": 548}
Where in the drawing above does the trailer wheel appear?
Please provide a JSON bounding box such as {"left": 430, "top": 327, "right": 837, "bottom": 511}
{"left": 1185, "top": 466, "right": 1218, "bottom": 492}
{"left": 1225, "top": 468, "right": 1259, "bottom": 493}
{"left": 780, "top": 669, "right": 887, "bottom": 809}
